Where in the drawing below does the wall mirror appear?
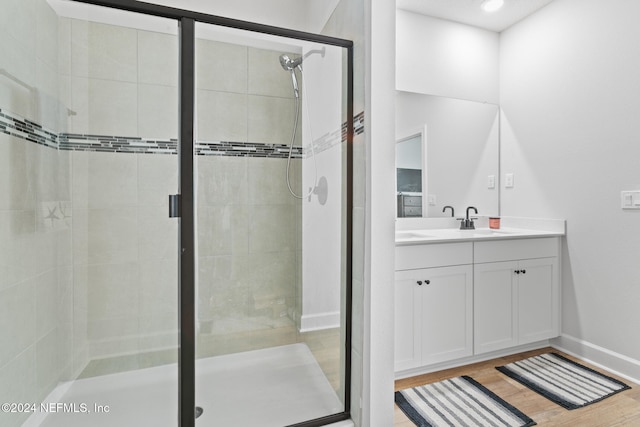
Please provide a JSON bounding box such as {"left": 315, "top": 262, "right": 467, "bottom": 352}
{"left": 396, "top": 91, "right": 500, "bottom": 219}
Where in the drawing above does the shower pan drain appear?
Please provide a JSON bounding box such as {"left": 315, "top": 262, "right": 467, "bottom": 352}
{"left": 195, "top": 406, "right": 203, "bottom": 419}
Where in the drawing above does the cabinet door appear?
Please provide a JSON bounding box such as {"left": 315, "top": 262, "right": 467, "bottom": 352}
{"left": 518, "top": 257, "right": 559, "bottom": 344}
{"left": 419, "top": 265, "right": 473, "bottom": 365}
{"left": 474, "top": 261, "right": 518, "bottom": 354}
{"left": 394, "top": 270, "right": 422, "bottom": 371}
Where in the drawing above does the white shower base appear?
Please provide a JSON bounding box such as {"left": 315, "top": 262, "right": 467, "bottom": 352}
{"left": 27, "top": 343, "right": 343, "bottom": 427}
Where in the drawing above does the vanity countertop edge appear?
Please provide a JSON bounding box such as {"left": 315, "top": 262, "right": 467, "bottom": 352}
{"left": 395, "top": 217, "right": 566, "bottom": 246}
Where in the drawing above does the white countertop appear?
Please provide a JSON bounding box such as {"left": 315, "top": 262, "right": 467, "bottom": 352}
{"left": 396, "top": 226, "right": 564, "bottom": 245}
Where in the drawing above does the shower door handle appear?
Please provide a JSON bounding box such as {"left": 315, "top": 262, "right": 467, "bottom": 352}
{"left": 169, "top": 194, "right": 181, "bottom": 218}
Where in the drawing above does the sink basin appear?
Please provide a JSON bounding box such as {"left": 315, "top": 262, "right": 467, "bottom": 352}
{"left": 396, "top": 228, "right": 526, "bottom": 243}
{"left": 470, "top": 229, "right": 517, "bottom": 236}
{"left": 396, "top": 231, "right": 435, "bottom": 240}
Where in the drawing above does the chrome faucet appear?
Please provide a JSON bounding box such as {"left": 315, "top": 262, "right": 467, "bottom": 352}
{"left": 457, "top": 206, "right": 478, "bottom": 230}
{"left": 442, "top": 205, "right": 455, "bottom": 217}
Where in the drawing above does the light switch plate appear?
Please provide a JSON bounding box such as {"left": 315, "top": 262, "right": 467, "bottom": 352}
{"left": 505, "top": 173, "right": 514, "bottom": 188}
{"left": 427, "top": 194, "right": 436, "bottom": 206}
{"left": 621, "top": 190, "right": 640, "bottom": 209}
{"left": 488, "top": 175, "right": 495, "bottom": 189}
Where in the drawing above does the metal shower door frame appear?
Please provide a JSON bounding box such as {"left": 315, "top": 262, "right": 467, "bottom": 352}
{"left": 66, "top": 1, "right": 355, "bottom": 426}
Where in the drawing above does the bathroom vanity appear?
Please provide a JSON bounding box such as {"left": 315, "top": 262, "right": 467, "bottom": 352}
{"left": 394, "top": 221, "right": 565, "bottom": 377}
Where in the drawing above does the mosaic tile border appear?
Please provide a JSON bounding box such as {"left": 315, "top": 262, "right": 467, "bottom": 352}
{"left": 0, "top": 108, "right": 58, "bottom": 149}
{"left": 354, "top": 111, "right": 365, "bottom": 136}
{"left": 196, "top": 141, "right": 303, "bottom": 158}
{"left": 59, "top": 133, "right": 178, "bottom": 155}
{"left": 1, "top": 107, "right": 365, "bottom": 158}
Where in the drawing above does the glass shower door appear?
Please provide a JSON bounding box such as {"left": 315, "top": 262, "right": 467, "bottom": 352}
{"left": 193, "top": 22, "right": 351, "bottom": 426}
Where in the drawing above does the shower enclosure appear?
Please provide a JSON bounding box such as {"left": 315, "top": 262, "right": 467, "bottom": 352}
{"left": 0, "top": 1, "right": 354, "bottom": 426}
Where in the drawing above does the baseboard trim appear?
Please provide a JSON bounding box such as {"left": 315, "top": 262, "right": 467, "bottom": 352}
{"left": 551, "top": 334, "right": 640, "bottom": 385}
{"left": 300, "top": 311, "right": 340, "bottom": 333}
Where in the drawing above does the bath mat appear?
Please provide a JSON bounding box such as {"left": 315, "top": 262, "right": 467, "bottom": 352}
{"left": 496, "top": 352, "right": 631, "bottom": 410}
{"left": 395, "top": 375, "right": 536, "bottom": 427}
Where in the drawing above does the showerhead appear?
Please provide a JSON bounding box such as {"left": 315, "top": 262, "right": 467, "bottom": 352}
{"left": 279, "top": 48, "right": 327, "bottom": 99}
{"left": 279, "top": 54, "right": 303, "bottom": 71}
{"left": 279, "top": 47, "right": 326, "bottom": 71}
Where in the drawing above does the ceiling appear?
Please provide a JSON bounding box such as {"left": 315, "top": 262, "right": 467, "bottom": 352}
{"left": 396, "top": 0, "right": 555, "bottom": 32}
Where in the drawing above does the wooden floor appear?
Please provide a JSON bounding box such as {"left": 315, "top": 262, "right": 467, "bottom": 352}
{"left": 394, "top": 347, "right": 640, "bottom": 426}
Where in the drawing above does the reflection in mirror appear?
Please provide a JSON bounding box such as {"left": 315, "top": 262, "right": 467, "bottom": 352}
{"left": 396, "top": 134, "right": 424, "bottom": 217}
{"left": 396, "top": 91, "right": 500, "bottom": 218}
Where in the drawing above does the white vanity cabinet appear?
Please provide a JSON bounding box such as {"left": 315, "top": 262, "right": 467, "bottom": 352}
{"left": 395, "top": 233, "right": 562, "bottom": 376}
{"left": 473, "top": 238, "right": 560, "bottom": 355}
{"left": 394, "top": 243, "right": 473, "bottom": 371}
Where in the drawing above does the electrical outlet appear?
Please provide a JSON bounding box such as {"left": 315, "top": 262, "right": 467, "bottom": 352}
{"left": 488, "top": 175, "right": 495, "bottom": 189}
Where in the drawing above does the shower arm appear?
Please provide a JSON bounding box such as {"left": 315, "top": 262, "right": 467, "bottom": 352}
{"left": 302, "top": 47, "right": 325, "bottom": 60}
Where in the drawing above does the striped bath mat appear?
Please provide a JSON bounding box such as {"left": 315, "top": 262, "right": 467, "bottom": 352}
{"left": 496, "top": 353, "right": 631, "bottom": 410}
{"left": 395, "top": 376, "right": 536, "bottom": 427}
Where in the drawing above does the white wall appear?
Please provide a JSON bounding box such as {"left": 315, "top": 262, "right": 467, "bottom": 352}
{"left": 396, "top": 10, "right": 499, "bottom": 104}
{"left": 300, "top": 44, "right": 344, "bottom": 332}
{"left": 363, "top": 0, "right": 396, "bottom": 425}
{"left": 501, "top": 0, "right": 640, "bottom": 376}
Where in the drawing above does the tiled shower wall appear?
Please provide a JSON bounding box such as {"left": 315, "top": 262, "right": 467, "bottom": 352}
{"left": 0, "top": 2, "right": 75, "bottom": 427}
{"left": 61, "top": 18, "right": 182, "bottom": 361}
{"left": 61, "top": 18, "right": 305, "bottom": 360}
{"left": 195, "top": 35, "right": 303, "bottom": 354}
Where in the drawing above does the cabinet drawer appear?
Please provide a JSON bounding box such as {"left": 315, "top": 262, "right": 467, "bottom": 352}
{"left": 396, "top": 242, "right": 472, "bottom": 270}
{"left": 402, "top": 206, "right": 422, "bottom": 217}
{"left": 474, "top": 237, "right": 558, "bottom": 263}
{"left": 403, "top": 196, "right": 422, "bottom": 206}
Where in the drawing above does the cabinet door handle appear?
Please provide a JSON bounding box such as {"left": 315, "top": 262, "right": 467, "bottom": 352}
{"left": 521, "top": 269, "right": 526, "bottom": 274}
{"left": 417, "top": 280, "right": 423, "bottom": 286}
{"left": 515, "top": 270, "right": 520, "bottom": 274}
{"left": 425, "top": 280, "right": 431, "bottom": 285}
